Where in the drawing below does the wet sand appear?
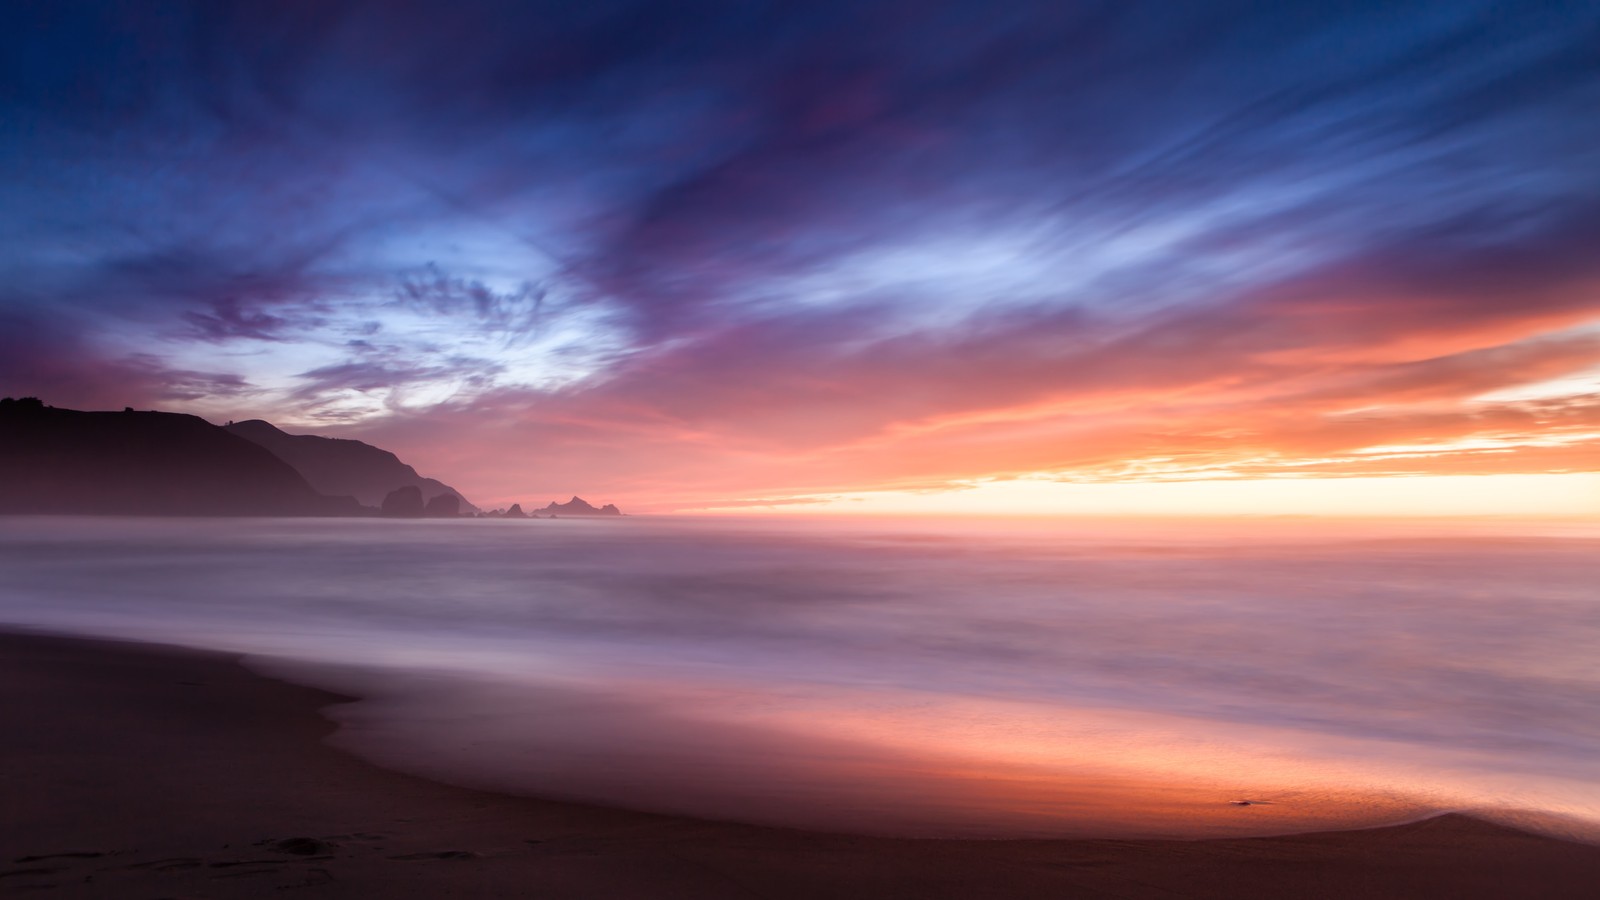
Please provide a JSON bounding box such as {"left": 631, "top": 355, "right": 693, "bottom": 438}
{"left": 4, "top": 630, "right": 1599, "bottom": 898}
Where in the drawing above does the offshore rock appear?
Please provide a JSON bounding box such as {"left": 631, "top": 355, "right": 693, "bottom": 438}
{"left": 381, "top": 485, "right": 425, "bottom": 517}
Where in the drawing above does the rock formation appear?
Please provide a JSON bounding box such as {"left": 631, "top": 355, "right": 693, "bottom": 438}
{"left": 380, "top": 485, "right": 425, "bottom": 517}
{"left": 423, "top": 493, "right": 461, "bottom": 517}
{"left": 0, "top": 398, "right": 357, "bottom": 516}
{"left": 225, "top": 419, "right": 476, "bottom": 513}
{"left": 537, "top": 496, "right": 623, "bottom": 517}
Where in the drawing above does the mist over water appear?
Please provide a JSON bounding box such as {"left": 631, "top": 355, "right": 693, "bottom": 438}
{"left": 2, "top": 516, "right": 1597, "bottom": 840}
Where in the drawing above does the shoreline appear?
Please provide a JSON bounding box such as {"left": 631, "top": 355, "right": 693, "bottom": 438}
{"left": 5, "top": 629, "right": 1600, "bottom": 897}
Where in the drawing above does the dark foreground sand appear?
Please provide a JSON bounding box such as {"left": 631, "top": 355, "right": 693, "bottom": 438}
{"left": 5, "top": 632, "right": 1600, "bottom": 898}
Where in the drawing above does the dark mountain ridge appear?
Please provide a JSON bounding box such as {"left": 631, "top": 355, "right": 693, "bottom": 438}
{"left": 539, "top": 496, "right": 622, "bottom": 516}
{"left": 224, "top": 419, "right": 477, "bottom": 513}
{"left": 0, "top": 398, "right": 359, "bottom": 516}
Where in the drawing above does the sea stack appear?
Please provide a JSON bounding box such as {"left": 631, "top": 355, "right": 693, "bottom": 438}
{"left": 537, "top": 496, "right": 623, "bottom": 517}
{"left": 381, "top": 485, "right": 425, "bottom": 517}
{"left": 424, "top": 494, "right": 461, "bottom": 518}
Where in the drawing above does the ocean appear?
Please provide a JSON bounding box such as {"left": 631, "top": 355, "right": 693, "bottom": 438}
{"left": 2, "top": 515, "right": 1596, "bottom": 841}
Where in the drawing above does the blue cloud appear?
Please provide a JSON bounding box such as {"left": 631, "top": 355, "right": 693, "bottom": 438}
{"left": 1, "top": 0, "right": 1596, "bottom": 448}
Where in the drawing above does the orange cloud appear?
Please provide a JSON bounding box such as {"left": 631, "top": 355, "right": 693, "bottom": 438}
{"left": 338, "top": 272, "right": 1599, "bottom": 512}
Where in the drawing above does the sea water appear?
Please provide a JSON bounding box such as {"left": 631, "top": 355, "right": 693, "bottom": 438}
{"left": 1, "top": 515, "right": 1596, "bottom": 840}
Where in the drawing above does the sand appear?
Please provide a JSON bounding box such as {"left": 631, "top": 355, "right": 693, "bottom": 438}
{"left": 4, "top": 631, "right": 1599, "bottom": 898}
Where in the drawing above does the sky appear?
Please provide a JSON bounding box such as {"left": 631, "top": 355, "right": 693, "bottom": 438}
{"left": 2, "top": 1, "right": 1598, "bottom": 515}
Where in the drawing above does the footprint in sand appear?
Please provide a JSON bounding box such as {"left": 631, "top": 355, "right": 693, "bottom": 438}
{"left": 259, "top": 837, "right": 339, "bottom": 856}
{"left": 1, "top": 867, "right": 63, "bottom": 878}
{"left": 126, "top": 857, "right": 206, "bottom": 871}
{"left": 211, "top": 858, "right": 299, "bottom": 868}
{"left": 13, "top": 851, "right": 107, "bottom": 863}
{"left": 210, "top": 867, "right": 287, "bottom": 880}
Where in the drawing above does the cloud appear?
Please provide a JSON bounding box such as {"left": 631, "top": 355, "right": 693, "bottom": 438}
{"left": 396, "top": 265, "right": 549, "bottom": 344}
{"left": 180, "top": 298, "right": 294, "bottom": 342}
{"left": 287, "top": 348, "right": 507, "bottom": 421}
{"left": 125, "top": 355, "right": 258, "bottom": 403}
{"left": 2, "top": 1, "right": 1598, "bottom": 507}
{"left": 0, "top": 311, "right": 260, "bottom": 408}
{"left": 333, "top": 214, "right": 1600, "bottom": 508}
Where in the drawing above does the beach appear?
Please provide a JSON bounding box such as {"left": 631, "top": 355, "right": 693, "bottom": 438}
{"left": 5, "top": 1, "right": 1594, "bottom": 892}
{"left": 5, "top": 630, "right": 1600, "bottom": 899}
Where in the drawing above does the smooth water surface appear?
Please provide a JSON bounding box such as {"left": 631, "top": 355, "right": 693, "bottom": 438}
{"left": 1, "top": 515, "right": 1596, "bottom": 839}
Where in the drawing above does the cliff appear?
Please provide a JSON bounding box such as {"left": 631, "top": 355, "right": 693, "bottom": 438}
{"left": 225, "top": 419, "right": 477, "bottom": 514}
{"left": 0, "top": 398, "right": 357, "bottom": 516}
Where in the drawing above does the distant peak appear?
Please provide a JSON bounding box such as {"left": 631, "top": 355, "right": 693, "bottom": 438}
{"left": 224, "top": 419, "right": 282, "bottom": 434}
{"left": 536, "top": 496, "right": 621, "bottom": 516}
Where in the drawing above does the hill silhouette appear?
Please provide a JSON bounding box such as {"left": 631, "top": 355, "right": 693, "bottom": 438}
{"left": 0, "top": 398, "right": 361, "bottom": 516}
{"left": 538, "top": 496, "right": 622, "bottom": 516}
{"left": 380, "top": 485, "right": 426, "bottom": 517}
{"left": 224, "top": 419, "right": 477, "bottom": 513}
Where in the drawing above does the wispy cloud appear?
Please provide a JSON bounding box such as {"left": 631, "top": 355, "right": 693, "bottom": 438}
{"left": 396, "top": 265, "right": 549, "bottom": 344}
{"left": 180, "top": 299, "right": 295, "bottom": 342}
{"left": 2, "top": 1, "right": 1597, "bottom": 507}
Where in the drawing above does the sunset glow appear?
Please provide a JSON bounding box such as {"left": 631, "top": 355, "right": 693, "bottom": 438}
{"left": 2, "top": 2, "right": 1596, "bottom": 516}
{"left": 693, "top": 474, "right": 1600, "bottom": 518}
{"left": 9, "top": 6, "right": 1600, "bottom": 894}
